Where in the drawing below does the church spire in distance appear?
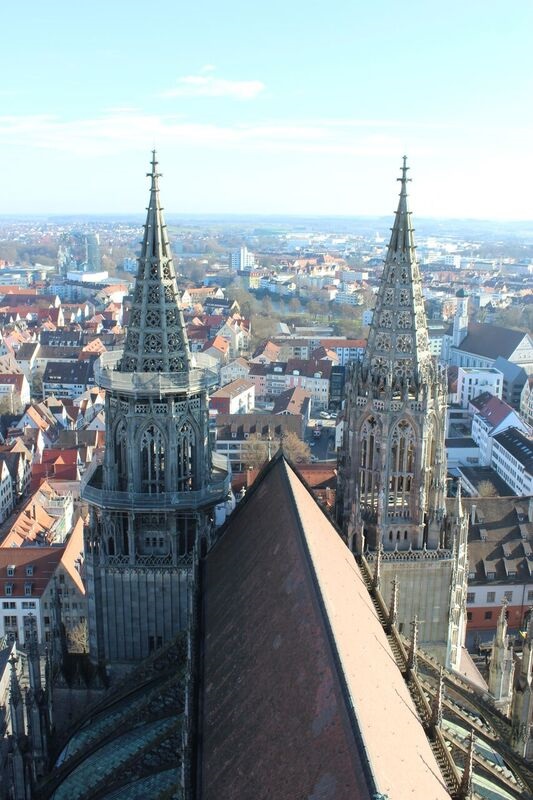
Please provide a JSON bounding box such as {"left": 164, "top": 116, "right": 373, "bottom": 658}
{"left": 362, "top": 156, "right": 433, "bottom": 391}
{"left": 120, "top": 151, "right": 191, "bottom": 373}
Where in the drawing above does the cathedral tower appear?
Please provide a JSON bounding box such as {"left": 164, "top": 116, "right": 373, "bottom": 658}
{"left": 82, "top": 153, "right": 230, "bottom": 668}
{"left": 337, "top": 158, "right": 468, "bottom": 670}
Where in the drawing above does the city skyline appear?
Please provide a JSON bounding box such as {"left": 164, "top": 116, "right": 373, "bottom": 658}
{"left": 2, "top": 0, "right": 533, "bottom": 219}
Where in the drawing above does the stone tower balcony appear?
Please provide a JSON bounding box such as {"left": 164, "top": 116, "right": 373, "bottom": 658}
{"left": 81, "top": 450, "right": 231, "bottom": 512}
{"left": 94, "top": 350, "right": 219, "bottom": 397}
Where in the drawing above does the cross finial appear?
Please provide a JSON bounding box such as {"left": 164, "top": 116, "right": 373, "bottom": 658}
{"left": 147, "top": 150, "right": 162, "bottom": 182}
{"left": 398, "top": 155, "right": 411, "bottom": 191}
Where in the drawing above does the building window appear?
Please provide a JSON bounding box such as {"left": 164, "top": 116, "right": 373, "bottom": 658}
{"left": 7, "top": 565, "right": 15, "bottom": 577}
{"left": 25, "top": 566, "right": 33, "bottom": 576}
{"left": 5, "top": 584, "right": 12, "bottom": 596}
{"left": 141, "top": 425, "right": 167, "bottom": 494}
{"left": 487, "top": 592, "right": 496, "bottom": 603}
{"left": 467, "top": 612, "right": 472, "bottom": 621}
{"left": 466, "top": 592, "right": 475, "bottom": 603}
{"left": 484, "top": 611, "right": 493, "bottom": 620}
{"left": 527, "top": 590, "right": 533, "bottom": 602}
{"left": 388, "top": 420, "right": 415, "bottom": 516}
{"left": 24, "top": 583, "right": 32, "bottom": 596}
{"left": 504, "top": 591, "right": 513, "bottom": 602}
{"left": 359, "top": 416, "right": 380, "bottom": 515}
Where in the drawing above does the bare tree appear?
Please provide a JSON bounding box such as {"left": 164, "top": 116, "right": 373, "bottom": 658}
{"left": 242, "top": 431, "right": 311, "bottom": 470}
{"left": 68, "top": 619, "right": 89, "bottom": 654}
{"left": 477, "top": 480, "right": 497, "bottom": 498}
{"left": 281, "top": 431, "right": 311, "bottom": 464}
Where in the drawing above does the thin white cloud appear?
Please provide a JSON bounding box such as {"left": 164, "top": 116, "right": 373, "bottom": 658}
{"left": 160, "top": 71, "right": 265, "bottom": 100}
{"left": 0, "top": 112, "right": 405, "bottom": 157}
{"left": 1, "top": 111, "right": 530, "bottom": 171}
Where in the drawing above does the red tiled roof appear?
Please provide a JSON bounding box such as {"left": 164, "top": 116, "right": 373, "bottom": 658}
{"left": 471, "top": 392, "right": 516, "bottom": 429}
{"left": 0, "top": 547, "right": 64, "bottom": 597}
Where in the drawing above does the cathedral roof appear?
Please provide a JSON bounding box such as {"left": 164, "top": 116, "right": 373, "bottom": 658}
{"left": 119, "top": 152, "right": 191, "bottom": 374}
{"left": 198, "top": 453, "right": 451, "bottom": 799}
{"left": 362, "top": 157, "right": 433, "bottom": 388}
{"left": 456, "top": 323, "right": 528, "bottom": 360}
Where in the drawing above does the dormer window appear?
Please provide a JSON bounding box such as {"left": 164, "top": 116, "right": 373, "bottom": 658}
{"left": 24, "top": 583, "right": 33, "bottom": 596}
{"left": 5, "top": 584, "right": 13, "bottom": 596}
{"left": 7, "top": 565, "right": 15, "bottom": 577}
{"left": 26, "top": 566, "right": 34, "bottom": 577}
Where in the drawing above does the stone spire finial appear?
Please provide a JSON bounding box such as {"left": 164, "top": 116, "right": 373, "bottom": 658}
{"left": 459, "top": 729, "right": 475, "bottom": 799}
{"left": 372, "top": 541, "right": 382, "bottom": 590}
{"left": 9, "top": 653, "right": 21, "bottom": 706}
{"left": 430, "top": 667, "right": 444, "bottom": 730}
{"left": 407, "top": 615, "right": 419, "bottom": 673}
{"left": 387, "top": 575, "right": 399, "bottom": 632}
{"left": 454, "top": 481, "right": 463, "bottom": 521}
{"left": 496, "top": 599, "right": 508, "bottom": 645}
{"left": 8, "top": 652, "right": 25, "bottom": 739}
{"left": 119, "top": 152, "right": 191, "bottom": 374}
{"left": 27, "top": 613, "right": 42, "bottom": 694}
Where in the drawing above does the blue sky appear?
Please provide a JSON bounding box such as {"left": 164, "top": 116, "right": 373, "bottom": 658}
{"left": 2, "top": 0, "right": 533, "bottom": 218}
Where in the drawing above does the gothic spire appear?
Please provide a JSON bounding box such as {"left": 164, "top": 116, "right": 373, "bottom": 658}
{"left": 363, "top": 157, "right": 433, "bottom": 389}
{"left": 120, "top": 151, "right": 191, "bottom": 374}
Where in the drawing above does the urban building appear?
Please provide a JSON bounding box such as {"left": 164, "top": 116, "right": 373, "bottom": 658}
{"left": 209, "top": 378, "right": 255, "bottom": 415}
{"left": 450, "top": 305, "right": 533, "bottom": 373}
{"left": 219, "top": 356, "right": 250, "bottom": 386}
{"left": 42, "top": 360, "right": 95, "bottom": 399}
{"left": 0, "top": 526, "right": 84, "bottom": 647}
{"left": 493, "top": 356, "right": 528, "bottom": 411}
{"left": 522, "top": 375, "right": 533, "bottom": 427}
{"left": 213, "top": 413, "right": 301, "bottom": 472}
{"left": 470, "top": 393, "right": 529, "bottom": 467}
{"left": 492, "top": 428, "right": 533, "bottom": 497}
{"left": 465, "top": 496, "right": 533, "bottom": 642}
{"left": 229, "top": 245, "right": 255, "bottom": 271}
{"left": 456, "top": 366, "right": 502, "bottom": 408}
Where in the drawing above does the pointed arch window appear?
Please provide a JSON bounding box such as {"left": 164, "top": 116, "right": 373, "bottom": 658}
{"left": 388, "top": 420, "right": 415, "bottom": 517}
{"left": 140, "top": 425, "right": 166, "bottom": 494}
{"left": 115, "top": 421, "right": 128, "bottom": 490}
{"left": 177, "top": 423, "right": 196, "bottom": 491}
{"left": 359, "top": 416, "right": 379, "bottom": 515}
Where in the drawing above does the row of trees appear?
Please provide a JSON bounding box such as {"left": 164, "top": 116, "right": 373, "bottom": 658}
{"left": 226, "top": 279, "right": 369, "bottom": 346}
{"left": 242, "top": 431, "right": 311, "bottom": 469}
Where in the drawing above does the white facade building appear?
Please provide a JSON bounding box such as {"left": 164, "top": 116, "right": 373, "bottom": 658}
{"left": 230, "top": 246, "right": 255, "bottom": 271}
{"left": 457, "top": 367, "right": 503, "bottom": 408}
{"left": 491, "top": 428, "right": 533, "bottom": 497}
